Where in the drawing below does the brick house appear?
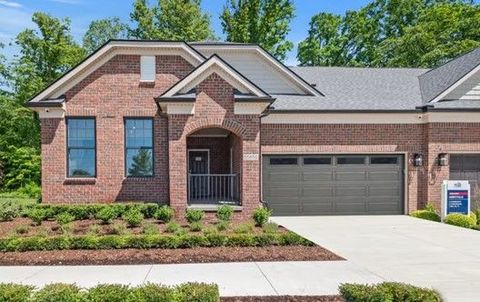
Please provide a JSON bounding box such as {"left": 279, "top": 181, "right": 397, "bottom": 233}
{"left": 27, "top": 40, "right": 480, "bottom": 216}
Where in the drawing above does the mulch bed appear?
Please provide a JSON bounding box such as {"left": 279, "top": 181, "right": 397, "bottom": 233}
{"left": 222, "top": 296, "right": 344, "bottom": 302}
{"left": 0, "top": 246, "right": 343, "bottom": 266}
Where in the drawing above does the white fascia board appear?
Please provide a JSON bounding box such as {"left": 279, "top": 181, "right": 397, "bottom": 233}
{"left": 192, "top": 45, "right": 321, "bottom": 96}
{"left": 29, "top": 41, "right": 205, "bottom": 103}
{"left": 430, "top": 63, "right": 480, "bottom": 103}
{"left": 31, "top": 105, "right": 66, "bottom": 119}
{"left": 234, "top": 102, "right": 269, "bottom": 115}
{"left": 162, "top": 56, "right": 268, "bottom": 97}
{"left": 159, "top": 102, "right": 195, "bottom": 115}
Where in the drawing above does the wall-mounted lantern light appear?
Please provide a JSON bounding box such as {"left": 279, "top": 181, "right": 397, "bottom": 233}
{"left": 413, "top": 153, "right": 423, "bottom": 167}
{"left": 438, "top": 153, "right": 448, "bottom": 166}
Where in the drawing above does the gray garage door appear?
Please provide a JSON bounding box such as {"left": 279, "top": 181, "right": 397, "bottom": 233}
{"left": 450, "top": 154, "right": 480, "bottom": 209}
{"left": 262, "top": 154, "right": 404, "bottom": 216}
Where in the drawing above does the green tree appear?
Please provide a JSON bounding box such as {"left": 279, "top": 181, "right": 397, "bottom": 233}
{"left": 128, "top": 149, "right": 153, "bottom": 176}
{"left": 221, "top": 0, "right": 295, "bottom": 61}
{"left": 129, "top": 0, "right": 215, "bottom": 41}
{"left": 83, "top": 17, "right": 128, "bottom": 53}
{"left": 10, "top": 12, "right": 85, "bottom": 103}
{"left": 297, "top": 0, "right": 479, "bottom": 68}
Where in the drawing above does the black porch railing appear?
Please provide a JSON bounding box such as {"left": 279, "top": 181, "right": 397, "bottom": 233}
{"left": 188, "top": 174, "right": 240, "bottom": 205}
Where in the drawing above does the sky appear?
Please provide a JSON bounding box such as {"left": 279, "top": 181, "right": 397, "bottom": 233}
{"left": 0, "top": 0, "right": 373, "bottom": 65}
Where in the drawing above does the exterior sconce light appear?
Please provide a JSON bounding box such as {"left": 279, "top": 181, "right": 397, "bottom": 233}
{"left": 438, "top": 153, "right": 448, "bottom": 166}
{"left": 413, "top": 154, "right": 423, "bottom": 167}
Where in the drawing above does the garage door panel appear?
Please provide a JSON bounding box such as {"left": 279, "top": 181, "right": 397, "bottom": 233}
{"left": 302, "top": 185, "right": 333, "bottom": 197}
{"left": 335, "top": 171, "right": 367, "bottom": 181}
{"left": 265, "top": 187, "right": 299, "bottom": 198}
{"left": 266, "top": 172, "right": 299, "bottom": 182}
{"left": 369, "top": 171, "right": 400, "bottom": 181}
{"left": 334, "top": 186, "right": 367, "bottom": 197}
{"left": 334, "top": 202, "right": 367, "bottom": 213}
{"left": 303, "top": 202, "right": 334, "bottom": 214}
{"left": 302, "top": 171, "right": 333, "bottom": 181}
{"left": 369, "top": 185, "right": 400, "bottom": 197}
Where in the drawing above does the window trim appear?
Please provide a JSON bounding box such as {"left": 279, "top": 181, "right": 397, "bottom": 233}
{"left": 66, "top": 117, "right": 97, "bottom": 178}
{"left": 124, "top": 117, "right": 155, "bottom": 178}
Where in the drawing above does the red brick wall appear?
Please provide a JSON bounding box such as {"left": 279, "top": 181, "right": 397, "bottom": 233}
{"left": 40, "top": 55, "right": 194, "bottom": 203}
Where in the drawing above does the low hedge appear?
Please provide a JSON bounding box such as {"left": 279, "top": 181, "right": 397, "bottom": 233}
{"left": 339, "top": 282, "right": 442, "bottom": 302}
{"left": 0, "top": 282, "right": 219, "bottom": 302}
{"left": 410, "top": 210, "right": 441, "bottom": 222}
{"left": 0, "top": 232, "right": 313, "bottom": 252}
{"left": 444, "top": 213, "right": 477, "bottom": 229}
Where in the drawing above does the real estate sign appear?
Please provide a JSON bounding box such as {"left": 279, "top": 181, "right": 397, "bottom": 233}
{"left": 441, "top": 180, "right": 470, "bottom": 218}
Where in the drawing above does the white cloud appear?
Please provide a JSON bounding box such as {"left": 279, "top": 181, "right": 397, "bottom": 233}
{"left": 0, "top": 0, "right": 21, "bottom": 8}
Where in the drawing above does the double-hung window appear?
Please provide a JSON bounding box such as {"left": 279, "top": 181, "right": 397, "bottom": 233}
{"left": 67, "top": 118, "right": 96, "bottom": 177}
{"left": 125, "top": 118, "right": 154, "bottom": 177}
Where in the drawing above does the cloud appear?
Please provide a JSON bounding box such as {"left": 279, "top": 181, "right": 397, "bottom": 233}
{"left": 0, "top": 0, "right": 21, "bottom": 8}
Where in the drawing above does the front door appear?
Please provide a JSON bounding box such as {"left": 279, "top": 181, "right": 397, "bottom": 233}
{"left": 188, "top": 150, "right": 209, "bottom": 200}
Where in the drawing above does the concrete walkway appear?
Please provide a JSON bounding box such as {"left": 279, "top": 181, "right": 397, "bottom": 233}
{"left": 0, "top": 261, "right": 381, "bottom": 297}
{"left": 272, "top": 215, "right": 480, "bottom": 302}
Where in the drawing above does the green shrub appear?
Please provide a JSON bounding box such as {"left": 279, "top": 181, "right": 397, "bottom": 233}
{"left": 185, "top": 209, "right": 204, "bottom": 223}
{"left": 216, "top": 221, "right": 229, "bottom": 232}
{"left": 122, "top": 209, "right": 144, "bottom": 227}
{"left": 0, "top": 283, "right": 33, "bottom": 302}
{"left": 95, "top": 207, "right": 117, "bottom": 224}
{"left": 154, "top": 205, "right": 174, "bottom": 223}
{"left": 110, "top": 223, "right": 129, "bottom": 235}
{"left": 216, "top": 205, "right": 233, "bottom": 222}
{"left": 165, "top": 222, "right": 181, "bottom": 233}
{"left": 189, "top": 222, "right": 203, "bottom": 232}
{"left": 56, "top": 213, "right": 75, "bottom": 226}
{"left": 252, "top": 207, "right": 271, "bottom": 227}
{"left": 474, "top": 208, "right": 480, "bottom": 225}
{"left": 339, "top": 282, "right": 442, "bottom": 302}
{"left": 142, "top": 223, "right": 159, "bottom": 235}
{"left": 87, "top": 224, "right": 101, "bottom": 235}
{"left": 411, "top": 210, "right": 441, "bottom": 222}
{"left": 138, "top": 204, "right": 160, "bottom": 219}
{"left": 233, "top": 223, "right": 254, "bottom": 234}
{"left": 0, "top": 206, "right": 17, "bottom": 222}
{"left": 126, "top": 283, "right": 174, "bottom": 302}
{"left": 85, "top": 284, "right": 129, "bottom": 302}
{"left": 32, "top": 283, "right": 83, "bottom": 302}
{"left": 262, "top": 222, "right": 279, "bottom": 233}
{"left": 444, "top": 213, "right": 477, "bottom": 229}
{"left": 176, "top": 282, "right": 220, "bottom": 302}
{"left": 14, "top": 225, "right": 29, "bottom": 235}
{"left": 27, "top": 208, "right": 48, "bottom": 225}
{"left": 424, "top": 202, "right": 437, "bottom": 213}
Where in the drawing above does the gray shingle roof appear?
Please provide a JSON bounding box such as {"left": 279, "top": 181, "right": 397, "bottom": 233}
{"left": 419, "top": 48, "right": 480, "bottom": 103}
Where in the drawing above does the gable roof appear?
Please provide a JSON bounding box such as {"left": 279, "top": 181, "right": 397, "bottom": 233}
{"left": 158, "top": 54, "right": 271, "bottom": 100}
{"left": 419, "top": 48, "right": 480, "bottom": 103}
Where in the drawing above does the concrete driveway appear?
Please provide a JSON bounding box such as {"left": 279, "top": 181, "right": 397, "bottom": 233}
{"left": 272, "top": 215, "right": 480, "bottom": 302}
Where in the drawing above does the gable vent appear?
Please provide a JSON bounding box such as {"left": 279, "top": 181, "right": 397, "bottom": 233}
{"left": 140, "top": 56, "right": 156, "bottom": 82}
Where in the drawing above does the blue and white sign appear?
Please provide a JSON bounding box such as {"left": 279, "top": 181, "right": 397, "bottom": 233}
{"left": 441, "top": 180, "right": 470, "bottom": 218}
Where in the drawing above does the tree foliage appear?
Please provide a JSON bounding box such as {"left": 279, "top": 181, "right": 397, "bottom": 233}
{"left": 83, "top": 17, "right": 128, "bottom": 53}
{"left": 129, "top": 0, "right": 215, "bottom": 41}
{"left": 128, "top": 149, "right": 153, "bottom": 177}
{"left": 297, "top": 0, "right": 480, "bottom": 68}
{"left": 221, "top": 0, "right": 295, "bottom": 61}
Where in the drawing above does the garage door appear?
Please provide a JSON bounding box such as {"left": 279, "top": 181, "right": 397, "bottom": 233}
{"left": 450, "top": 154, "right": 480, "bottom": 209}
{"left": 262, "top": 154, "right": 404, "bottom": 216}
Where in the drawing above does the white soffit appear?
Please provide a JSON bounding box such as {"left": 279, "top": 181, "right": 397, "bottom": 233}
{"left": 29, "top": 41, "right": 205, "bottom": 103}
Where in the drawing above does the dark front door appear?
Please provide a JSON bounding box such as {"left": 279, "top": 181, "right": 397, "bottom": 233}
{"left": 188, "top": 150, "right": 209, "bottom": 200}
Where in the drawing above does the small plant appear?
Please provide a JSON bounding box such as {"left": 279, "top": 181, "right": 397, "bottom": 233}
{"left": 262, "top": 222, "right": 279, "bottom": 233}
{"left": 411, "top": 210, "right": 441, "bottom": 222}
{"left": 339, "top": 282, "right": 442, "bottom": 302}
{"left": 216, "top": 205, "right": 234, "bottom": 222}
{"left": 154, "top": 205, "right": 174, "bottom": 223}
{"left": 27, "top": 208, "right": 47, "bottom": 226}
{"left": 185, "top": 208, "right": 204, "bottom": 223}
{"left": 176, "top": 282, "right": 220, "bottom": 302}
{"left": 122, "top": 208, "right": 144, "bottom": 227}
{"left": 85, "top": 284, "right": 130, "bottom": 302}
{"left": 32, "top": 283, "right": 83, "bottom": 302}
{"left": 424, "top": 202, "right": 437, "bottom": 213}
{"left": 14, "top": 224, "right": 30, "bottom": 235}
{"left": 87, "top": 224, "right": 102, "bottom": 235}
{"left": 165, "top": 221, "right": 180, "bottom": 233}
{"left": 216, "top": 221, "right": 229, "bottom": 232}
{"left": 0, "top": 206, "right": 17, "bottom": 222}
{"left": 444, "top": 213, "right": 477, "bottom": 229}
{"left": 56, "top": 213, "right": 75, "bottom": 225}
{"left": 234, "top": 222, "right": 254, "bottom": 234}
{"left": 190, "top": 222, "right": 203, "bottom": 232}
{"left": 95, "top": 207, "right": 117, "bottom": 224}
{"left": 110, "top": 222, "right": 129, "bottom": 235}
{"left": 252, "top": 207, "right": 271, "bottom": 227}
{"left": 0, "top": 283, "right": 33, "bottom": 302}
{"left": 142, "top": 222, "right": 159, "bottom": 235}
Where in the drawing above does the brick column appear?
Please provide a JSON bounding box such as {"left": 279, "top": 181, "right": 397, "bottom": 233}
{"left": 168, "top": 115, "right": 189, "bottom": 215}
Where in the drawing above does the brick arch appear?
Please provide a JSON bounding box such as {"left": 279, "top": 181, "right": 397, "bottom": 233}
{"left": 185, "top": 118, "right": 247, "bottom": 138}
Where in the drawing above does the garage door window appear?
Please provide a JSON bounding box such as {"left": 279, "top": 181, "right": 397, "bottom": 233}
{"left": 303, "top": 157, "right": 331, "bottom": 165}
{"left": 337, "top": 157, "right": 365, "bottom": 165}
{"left": 370, "top": 157, "right": 398, "bottom": 165}
{"left": 270, "top": 158, "right": 298, "bottom": 165}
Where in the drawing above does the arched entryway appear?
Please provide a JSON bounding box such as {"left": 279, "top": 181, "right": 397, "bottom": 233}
{"left": 186, "top": 127, "right": 242, "bottom": 205}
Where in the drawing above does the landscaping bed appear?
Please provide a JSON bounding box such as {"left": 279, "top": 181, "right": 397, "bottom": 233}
{"left": 0, "top": 202, "right": 341, "bottom": 264}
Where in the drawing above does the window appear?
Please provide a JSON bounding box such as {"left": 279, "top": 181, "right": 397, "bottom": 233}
{"left": 67, "top": 118, "right": 96, "bottom": 177}
{"left": 125, "top": 119, "right": 153, "bottom": 177}
{"left": 140, "top": 56, "right": 155, "bottom": 82}
{"left": 337, "top": 157, "right": 365, "bottom": 165}
{"left": 303, "top": 157, "right": 332, "bottom": 165}
{"left": 370, "top": 156, "right": 398, "bottom": 165}
{"left": 270, "top": 157, "right": 298, "bottom": 165}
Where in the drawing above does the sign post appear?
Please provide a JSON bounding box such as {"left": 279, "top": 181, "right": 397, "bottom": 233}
{"left": 441, "top": 180, "right": 470, "bottom": 219}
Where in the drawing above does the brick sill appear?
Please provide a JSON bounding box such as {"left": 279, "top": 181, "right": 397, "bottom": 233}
{"left": 64, "top": 178, "right": 96, "bottom": 185}
{"left": 188, "top": 204, "right": 243, "bottom": 212}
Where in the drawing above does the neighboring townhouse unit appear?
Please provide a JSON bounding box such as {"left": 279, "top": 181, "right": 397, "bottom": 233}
{"left": 27, "top": 40, "right": 480, "bottom": 216}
